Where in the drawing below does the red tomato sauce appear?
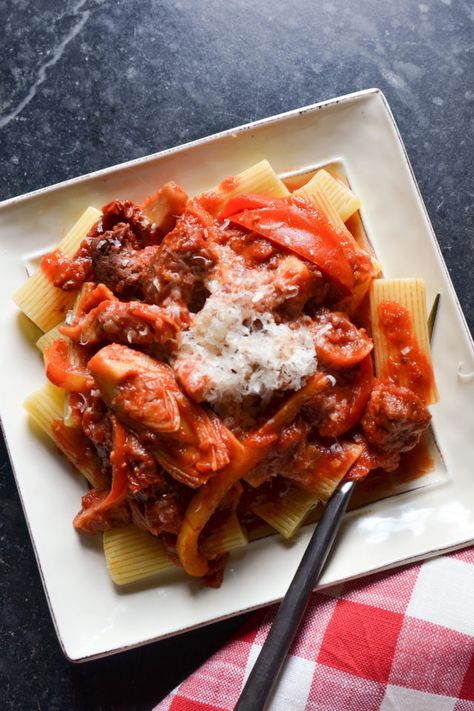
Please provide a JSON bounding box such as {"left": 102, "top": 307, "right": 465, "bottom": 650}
{"left": 41, "top": 240, "right": 91, "bottom": 290}
{"left": 51, "top": 419, "right": 102, "bottom": 483}
{"left": 196, "top": 191, "right": 224, "bottom": 214}
{"left": 219, "top": 176, "right": 240, "bottom": 192}
{"left": 44, "top": 340, "right": 93, "bottom": 392}
{"left": 349, "top": 434, "right": 435, "bottom": 509}
{"left": 41, "top": 248, "right": 65, "bottom": 280}
{"left": 377, "top": 300, "right": 434, "bottom": 401}
{"left": 392, "top": 433, "right": 435, "bottom": 485}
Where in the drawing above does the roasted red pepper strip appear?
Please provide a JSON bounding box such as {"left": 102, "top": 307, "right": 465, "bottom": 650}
{"left": 44, "top": 339, "right": 94, "bottom": 392}
{"left": 218, "top": 194, "right": 278, "bottom": 219}
{"left": 337, "top": 354, "right": 374, "bottom": 435}
{"left": 230, "top": 198, "right": 354, "bottom": 290}
{"left": 105, "top": 417, "right": 129, "bottom": 506}
{"left": 73, "top": 417, "right": 129, "bottom": 530}
{"left": 317, "top": 355, "right": 374, "bottom": 438}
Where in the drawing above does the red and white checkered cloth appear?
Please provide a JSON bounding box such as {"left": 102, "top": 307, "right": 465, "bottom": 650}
{"left": 154, "top": 547, "right": 474, "bottom": 711}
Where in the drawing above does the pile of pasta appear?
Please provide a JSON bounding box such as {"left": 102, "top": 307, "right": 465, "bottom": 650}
{"left": 14, "top": 160, "right": 438, "bottom": 587}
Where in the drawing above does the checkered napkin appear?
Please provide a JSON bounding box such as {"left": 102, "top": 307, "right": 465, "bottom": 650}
{"left": 154, "top": 547, "right": 474, "bottom": 711}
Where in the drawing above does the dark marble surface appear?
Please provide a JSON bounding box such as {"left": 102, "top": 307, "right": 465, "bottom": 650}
{"left": 0, "top": 0, "right": 472, "bottom": 709}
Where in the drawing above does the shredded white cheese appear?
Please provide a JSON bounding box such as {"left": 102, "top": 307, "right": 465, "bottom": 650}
{"left": 174, "top": 284, "right": 317, "bottom": 404}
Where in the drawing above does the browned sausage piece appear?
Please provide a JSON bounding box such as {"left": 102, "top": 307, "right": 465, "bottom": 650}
{"left": 361, "top": 380, "right": 431, "bottom": 453}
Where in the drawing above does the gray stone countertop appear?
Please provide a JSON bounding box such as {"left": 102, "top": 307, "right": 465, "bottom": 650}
{"left": 0, "top": 1, "right": 472, "bottom": 709}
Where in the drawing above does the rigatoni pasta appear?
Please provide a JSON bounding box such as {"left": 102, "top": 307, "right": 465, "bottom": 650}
{"left": 252, "top": 486, "right": 319, "bottom": 539}
{"left": 13, "top": 206, "right": 101, "bottom": 332}
{"left": 308, "top": 169, "right": 361, "bottom": 222}
{"left": 104, "top": 513, "right": 247, "bottom": 585}
{"left": 205, "top": 158, "right": 290, "bottom": 214}
{"left": 370, "top": 278, "right": 439, "bottom": 404}
{"left": 24, "top": 382, "right": 65, "bottom": 438}
{"left": 24, "top": 382, "right": 100, "bottom": 487}
{"left": 103, "top": 525, "right": 175, "bottom": 585}
{"left": 295, "top": 170, "right": 351, "bottom": 230}
{"left": 36, "top": 324, "right": 66, "bottom": 353}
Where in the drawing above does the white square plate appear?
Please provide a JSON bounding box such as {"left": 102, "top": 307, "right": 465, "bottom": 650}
{"left": 1, "top": 89, "right": 473, "bottom": 662}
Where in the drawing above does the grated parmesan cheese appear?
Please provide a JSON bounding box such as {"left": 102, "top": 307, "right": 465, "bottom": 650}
{"left": 173, "top": 286, "right": 317, "bottom": 404}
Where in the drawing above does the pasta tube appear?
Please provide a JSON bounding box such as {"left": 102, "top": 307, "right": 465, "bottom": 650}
{"left": 24, "top": 382, "right": 65, "bottom": 437}
{"left": 304, "top": 169, "right": 361, "bottom": 222}
{"left": 36, "top": 324, "right": 66, "bottom": 353}
{"left": 204, "top": 159, "right": 290, "bottom": 213}
{"left": 13, "top": 207, "right": 101, "bottom": 332}
{"left": 295, "top": 171, "right": 349, "bottom": 232}
{"left": 370, "top": 278, "right": 439, "bottom": 404}
{"left": 252, "top": 487, "right": 318, "bottom": 539}
{"left": 24, "top": 382, "right": 100, "bottom": 486}
{"left": 252, "top": 442, "right": 362, "bottom": 538}
{"left": 103, "top": 513, "right": 248, "bottom": 585}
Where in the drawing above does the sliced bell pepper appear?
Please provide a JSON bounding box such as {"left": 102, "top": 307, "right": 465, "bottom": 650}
{"left": 230, "top": 198, "right": 354, "bottom": 290}
{"left": 218, "top": 194, "right": 279, "bottom": 220}
{"left": 73, "top": 417, "right": 129, "bottom": 531}
{"left": 44, "top": 339, "right": 94, "bottom": 392}
{"left": 317, "top": 355, "right": 374, "bottom": 438}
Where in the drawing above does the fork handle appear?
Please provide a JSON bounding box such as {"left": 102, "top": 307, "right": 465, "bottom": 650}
{"left": 234, "top": 479, "right": 356, "bottom": 711}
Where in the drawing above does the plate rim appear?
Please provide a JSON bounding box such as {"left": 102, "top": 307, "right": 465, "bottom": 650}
{"left": 69, "top": 537, "right": 474, "bottom": 663}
